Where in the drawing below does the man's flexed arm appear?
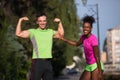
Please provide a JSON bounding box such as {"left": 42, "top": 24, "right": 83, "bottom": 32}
{"left": 15, "top": 17, "right": 30, "bottom": 38}
{"left": 53, "top": 18, "right": 64, "bottom": 38}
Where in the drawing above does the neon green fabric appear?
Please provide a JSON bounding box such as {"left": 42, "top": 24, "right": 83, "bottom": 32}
{"left": 28, "top": 28, "right": 55, "bottom": 59}
{"left": 85, "top": 61, "right": 104, "bottom": 71}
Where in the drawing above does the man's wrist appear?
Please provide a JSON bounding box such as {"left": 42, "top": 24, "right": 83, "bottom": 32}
{"left": 58, "top": 21, "right": 61, "bottom": 23}
{"left": 19, "top": 18, "right": 23, "bottom": 22}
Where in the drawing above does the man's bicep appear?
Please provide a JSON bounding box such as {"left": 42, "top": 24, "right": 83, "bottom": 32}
{"left": 18, "top": 30, "right": 30, "bottom": 38}
{"left": 53, "top": 31, "right": 59, "bottom": 38}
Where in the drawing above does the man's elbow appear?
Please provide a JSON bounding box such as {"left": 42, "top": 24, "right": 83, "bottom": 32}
{"left": 15, "top": 32, "right": 18, "bottom": 36}
{"left": 15, "top": 32, "right": 21, "bottom": 37}
{"left": 61, "top": 32, "right": 64, "bottom": 36}
{"left": 58, "top": 30, "right": 64, "bottom": 36}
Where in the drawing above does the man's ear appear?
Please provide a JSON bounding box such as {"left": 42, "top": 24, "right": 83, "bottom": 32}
{"left": 36, "top": 21, "right": 38, "bottom": 24}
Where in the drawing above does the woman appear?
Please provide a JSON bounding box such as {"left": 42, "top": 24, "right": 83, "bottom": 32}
{"left": 59, "top": 15, "right": 104, "bottom": 80}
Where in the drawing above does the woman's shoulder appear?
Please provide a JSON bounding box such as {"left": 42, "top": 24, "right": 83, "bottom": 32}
{"left": 90, "top": 34, "right": 97, "bottom": 39}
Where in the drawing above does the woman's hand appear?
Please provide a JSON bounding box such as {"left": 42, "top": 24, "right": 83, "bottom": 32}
{"left": 56, "top": 33, "right": 64, "bottom": 40}
{"left": 98, "top": 71, "right": 103, "bottom": 80}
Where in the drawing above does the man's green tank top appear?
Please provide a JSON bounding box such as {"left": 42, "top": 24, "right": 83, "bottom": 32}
{"left": 28, "top": 28, "right": 55, "bottom": 59}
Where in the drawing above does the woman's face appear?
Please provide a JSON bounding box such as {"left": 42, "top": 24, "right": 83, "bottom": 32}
{"left": 82, "top": 22, "right": 92, "bottom": 36}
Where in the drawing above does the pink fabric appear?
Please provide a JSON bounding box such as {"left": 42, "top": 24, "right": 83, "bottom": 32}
{"left": 81, "top": 34, "right": 98, "bottom": 64}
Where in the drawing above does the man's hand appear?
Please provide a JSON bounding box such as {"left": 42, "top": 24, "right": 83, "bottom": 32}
{"left": 19, "top": 17, "right": 29, "bottom": 21}
{"left": 54, "top": 18, "right": 61, "bottom": 23}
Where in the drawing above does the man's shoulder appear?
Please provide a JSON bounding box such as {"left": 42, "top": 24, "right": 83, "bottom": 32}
{"left": 47, "top": 28, "right": 53, "bottom": 30}
{"left": 29, "top": 28, "right": 38, "bottom": 31}
{"left": 46, "top": 28, "right": 55, "bottom": 32}
{"left": 29, "top": 28, "right": 36, "bottom": 30}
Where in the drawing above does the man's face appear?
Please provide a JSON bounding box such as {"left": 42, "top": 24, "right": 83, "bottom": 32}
{"left": 36, "top": 15, "right": 47, "bottom": 29}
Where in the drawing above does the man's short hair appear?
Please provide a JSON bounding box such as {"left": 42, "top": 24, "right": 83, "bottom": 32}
{"left": 36, "top": 12, "right": 47, "bottom": 18}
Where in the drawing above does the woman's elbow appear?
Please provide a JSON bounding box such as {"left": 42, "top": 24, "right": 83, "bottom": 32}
{"left": 72, "top": 43, "right": 78, "bottom": 46}
{"left": 76, "top": 43, "right": 81, "bottom": 47}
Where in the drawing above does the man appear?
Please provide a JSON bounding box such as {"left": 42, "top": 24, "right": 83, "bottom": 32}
{"left": 15, "top": 13, "right": 64, "bottom": 80}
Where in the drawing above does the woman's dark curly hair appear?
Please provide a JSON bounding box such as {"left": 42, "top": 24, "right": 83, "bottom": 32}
{"left": 82, "top": 15, "right": 95, "bottom": 27}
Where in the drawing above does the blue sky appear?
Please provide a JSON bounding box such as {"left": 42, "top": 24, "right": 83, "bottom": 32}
{"left": 75, "top": 0, "right": 120, "bottom": 51}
